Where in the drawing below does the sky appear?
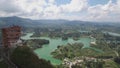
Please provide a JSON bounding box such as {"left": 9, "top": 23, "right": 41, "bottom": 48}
{"left": 0, "top": 0, "right": 120, "bottom": 22}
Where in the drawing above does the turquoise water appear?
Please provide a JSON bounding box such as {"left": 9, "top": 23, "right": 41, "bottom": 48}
{"left": 103, "top": 31, "right": 120, "bottom": 37}
{"left": 21, "top": 33, "right": 96, "bottom": 65}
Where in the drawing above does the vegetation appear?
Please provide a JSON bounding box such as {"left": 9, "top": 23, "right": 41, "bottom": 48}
{"left": 56, "top": 59, "right": 120, "bottom": 68}
{"left": 91, "top": 41, "right": 116, "bottom": 57}
{"left": 105, "top": 60, "right": 120, "bottom": 68}
{"left": 0, "top": 61, "right": 8, "bottom": 68}
{"left": 26, "top": 39, "right": 49, "bottom": 50}
{"left": 80, "top": 59, "right": 104, "bottom": 68}
{"left": 51, "top": 43, "right": 83, "bottom": 60}
{"left": 52, "top": 39, "right": 120, "bottom": 68}
{"left": 10, "top": 45, "right": 54, "bottom": 68}
{"left": 0, "top": 30, "right": 2, "bottom": 42}
{"left": 1, "top": 16, "right": 120, "bottom": 68}
{"left": 52, "top": 41, "right": 117, "bottom": 60}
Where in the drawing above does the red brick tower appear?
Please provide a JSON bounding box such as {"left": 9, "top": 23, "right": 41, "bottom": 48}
{"left": 2, "top": 26, "right": 21, "bottom": 48}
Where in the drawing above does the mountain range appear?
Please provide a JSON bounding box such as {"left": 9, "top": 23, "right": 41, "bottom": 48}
{"left": 0, "top": 16, "right": 119, "bottom": 28}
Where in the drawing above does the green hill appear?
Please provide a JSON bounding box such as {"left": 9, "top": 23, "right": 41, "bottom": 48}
{"left": 10, "top": 45, "right": 54, "bottom": 68}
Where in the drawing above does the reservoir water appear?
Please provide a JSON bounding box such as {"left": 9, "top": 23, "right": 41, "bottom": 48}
{"left": 103, "top": 31, "right": 120, "bottom": 37}
{"left": 21, "top": 33, "right": 98, "bottom": 65}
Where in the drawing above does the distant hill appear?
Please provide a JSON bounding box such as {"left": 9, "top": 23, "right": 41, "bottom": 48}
{"left": 0, "top": 16, "right": 90, "bottom": 28}
{"left": 0, "top": 16, "right": 35, "bottom": 27}
{"left": 0, "top": 16, "right": 119, "bottom": 28}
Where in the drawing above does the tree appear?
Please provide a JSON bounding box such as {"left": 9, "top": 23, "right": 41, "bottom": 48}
{"left": 10, "top": 45, "right": 54, "bottom": 68}
{"left": 114, "top": 57, "right": 120, "bottom": 64}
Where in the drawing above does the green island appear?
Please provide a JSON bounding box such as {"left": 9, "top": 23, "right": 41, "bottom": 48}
{"left": 25, "top": 39, "right": 49, "bottom": 50}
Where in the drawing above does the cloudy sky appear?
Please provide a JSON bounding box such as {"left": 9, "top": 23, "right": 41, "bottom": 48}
{"left": 0, "top": 0, "right": 120, "bottom": 22}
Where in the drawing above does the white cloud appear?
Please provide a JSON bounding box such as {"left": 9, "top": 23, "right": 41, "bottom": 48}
{"left": 85, "top": 0, "right": 120, "bottom": 22}
{"left": 15, "top": 0, "right": 46, "bottom": 13}
{"left": 110, "top": 0, "right": 120, "bottom": 14}
{"left": 44, "top": 5, "right": 61, "bottom": 17}
{"left": 0, "top": 0, "right": 20, "bottom": 12}
{"left": 60, "top": 0, "right": 88, "bottom": 13}
{"left": 49, "top": 0, "right": 55, "bottom": 4}
{"left": 0, "top": 0, "right": 120, "bottom": 22}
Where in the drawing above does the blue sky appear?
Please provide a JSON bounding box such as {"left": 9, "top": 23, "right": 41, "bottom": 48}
{"left": 88, "top": 0, "right": 116, "bottom": 5}
{"left": 0, "top": 0, "right": 120, "bottom": 22}
{"left": 55, "top": 0, "right": 116, "bottom": 6}
{"left": 55, "top": 0, "right": 71, "bottom": 6}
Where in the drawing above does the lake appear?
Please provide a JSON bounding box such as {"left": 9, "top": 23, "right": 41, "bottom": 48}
{"left": 103, "top": 31, "right": 120, "bottom": 37}
{"left": 21, "top": 33, "right": 98, "bottom": 65}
